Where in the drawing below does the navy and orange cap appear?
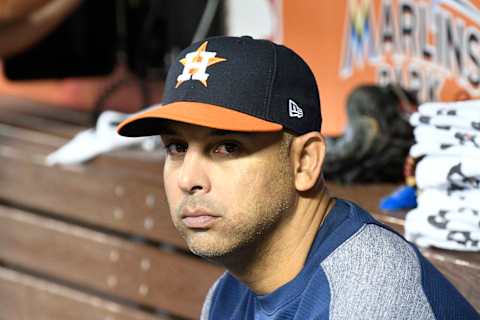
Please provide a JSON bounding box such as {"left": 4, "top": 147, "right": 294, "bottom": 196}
{"left": 116, "top": 36, "right": 321, "bottom": 137}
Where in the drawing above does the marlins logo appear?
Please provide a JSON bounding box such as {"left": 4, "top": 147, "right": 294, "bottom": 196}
{"left": 339, "top": 0, "right": 378, "bottom": 78}
{"left": 176, "top": 41, "right": 227, "bottom": 88}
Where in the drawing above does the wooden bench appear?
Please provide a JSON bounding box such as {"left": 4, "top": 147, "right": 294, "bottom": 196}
{"left": 0, "top": 97, "right": 223, "bottom": 319}
{"left": 0, "top": 96, "right": 477, "bottom": 319}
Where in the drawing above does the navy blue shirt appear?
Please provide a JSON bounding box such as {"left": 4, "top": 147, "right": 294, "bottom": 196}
{"left": 201, "top": 199, "right": 478, "bottom": 319}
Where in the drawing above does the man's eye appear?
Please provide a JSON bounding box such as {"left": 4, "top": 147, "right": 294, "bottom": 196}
{"left": 213, "top": 142, "right": 240, "bottom": 155}
{"left": 165, "top": 143, "right": 187, "bottom": 155}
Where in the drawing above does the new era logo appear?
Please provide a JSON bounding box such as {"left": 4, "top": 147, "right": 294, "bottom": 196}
{"left": 288, "top": 99, "right": 303, "bottom": 118}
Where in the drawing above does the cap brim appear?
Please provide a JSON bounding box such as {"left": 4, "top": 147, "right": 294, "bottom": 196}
{"left": 116, "top": 102, "right": 283, "bottom": 137}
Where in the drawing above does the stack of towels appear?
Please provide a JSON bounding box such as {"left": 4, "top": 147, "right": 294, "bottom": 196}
{"left": 405, "top": 100, "right": 480, "bottom": 252}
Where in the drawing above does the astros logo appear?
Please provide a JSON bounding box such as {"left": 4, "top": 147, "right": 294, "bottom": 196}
{"left": 176, "top": 41, "right": 227, "bottom": 88}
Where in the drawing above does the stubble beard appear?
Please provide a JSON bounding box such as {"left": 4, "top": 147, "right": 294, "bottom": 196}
{"left": 192, "top": 193, "right": 294, "bottom": 261}
{"left": 174, "top": 153, "right": 296, "bottom": 261}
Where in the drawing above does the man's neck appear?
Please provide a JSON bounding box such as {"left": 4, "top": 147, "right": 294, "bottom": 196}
{"left": 218, "top": 184, "right": 334, "bottom": 295}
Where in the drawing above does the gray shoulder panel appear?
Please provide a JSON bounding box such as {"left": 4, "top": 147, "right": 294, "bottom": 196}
{"left": 200, "top": 272, "right": 226, "bottom": 320}
{"left": 321, "top": 224, "right": 435, "bottom": 320}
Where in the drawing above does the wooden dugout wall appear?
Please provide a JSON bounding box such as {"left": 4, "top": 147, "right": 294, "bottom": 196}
{"left": 0, "top": 96, "right": 477, "bottom": 319}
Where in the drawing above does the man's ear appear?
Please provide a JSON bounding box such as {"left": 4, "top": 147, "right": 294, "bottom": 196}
{"left": 290, "top": 132, "right": 325, "bottom": 192}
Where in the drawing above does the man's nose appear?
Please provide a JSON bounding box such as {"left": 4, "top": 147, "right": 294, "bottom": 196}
{"left": 177, "top": 149, "right": 211, "bottom": 195}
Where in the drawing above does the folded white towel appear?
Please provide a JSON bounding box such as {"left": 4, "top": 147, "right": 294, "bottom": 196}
{"left": 410, "top": 113, "right": 480, "bottom": 131}
{"left": 405, "top": 207, "right": 480, "bottom": 251}
{"left": 46, "top": 111, "right": 150, "bottom": 166}
{"left": 413, "top": 125, "right": 480, "bottom": 147}
{"left": 415, "top": 155, "right": 480, "bottom": 190}
{"left": 421, "top": 207, "right": 479, "bottom": 232}
{"left": 425, "top": 207, "right": 479, "bottom": 229}
{"left": 417, "top": 188, "right": 480, "bottom": 210}
{"left": 409, "top": 143, "right": 480, "bottom": 158}
{"left": 419, "top": 100, "right": 480, "bottom": 118}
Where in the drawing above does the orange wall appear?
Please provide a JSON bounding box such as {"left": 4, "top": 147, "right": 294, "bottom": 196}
{"left": 283, "top": 0, "right": 480, "bottom": 135}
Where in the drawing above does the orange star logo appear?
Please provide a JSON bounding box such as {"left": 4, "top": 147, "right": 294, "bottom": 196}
{"left": 176, "top": 41, "right": 227, "bottom": 88}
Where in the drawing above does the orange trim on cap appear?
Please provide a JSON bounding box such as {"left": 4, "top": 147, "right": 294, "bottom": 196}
{"left": 116, "top": 102, "right": 283, "bottom": 136}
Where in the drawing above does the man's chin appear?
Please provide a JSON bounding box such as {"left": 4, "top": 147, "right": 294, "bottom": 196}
{"left": 187, "top": 242, "right": 232, "bottom": 258}
{"left": 183, "top": 233, "right": 235, "bottom": 258}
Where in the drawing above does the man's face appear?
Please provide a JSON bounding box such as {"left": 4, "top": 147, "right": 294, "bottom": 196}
{"left": 161, "top": 121, "right": 296, "bottom": 259}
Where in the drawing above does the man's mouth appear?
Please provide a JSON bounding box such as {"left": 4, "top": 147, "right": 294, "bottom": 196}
{"left": 181, "top": 209, "right": 220, "bottom": 229}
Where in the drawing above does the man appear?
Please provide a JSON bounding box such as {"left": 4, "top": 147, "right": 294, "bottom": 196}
{"left": 117, "top": 36, "right": 478, "bottom": 319}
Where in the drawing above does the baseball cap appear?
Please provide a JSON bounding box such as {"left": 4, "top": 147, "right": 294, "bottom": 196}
{"left": 116, "top": 36, "right": 321, "bottom": 137}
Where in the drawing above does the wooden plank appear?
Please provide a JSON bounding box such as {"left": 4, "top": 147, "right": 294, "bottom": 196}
{"left": 0, "top": 96, "right": 91, "bottom": 127}
{"left": 0, "top": 119, "right": 165, "bottom": 177}
{"left": 0, "top": 267, "right": 165, "bottom": 320}
{"left": 0, "top": 110, "right": 83, "bottom": 139}
{"left": 0, "top": 97, "right": 167, "bottom": 177}
{"left": 0, "top": 97, "right": 169, "bottom": 188}
{"left": 327, "top": 183, "right": 399, "bottom": 214}
{"left": 0, "top": 138, "right": 184, "bottom": 248}
{"left": 0, "top": 205, "right": 224, "bottom": 319}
